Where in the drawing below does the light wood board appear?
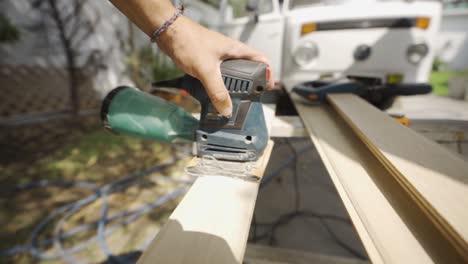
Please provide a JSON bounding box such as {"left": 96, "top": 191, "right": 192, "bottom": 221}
{"left": 138, "top": 105, "right": 275, "bottom": 264}
{"left": 292, "top": 94, "right": 435, "bottom": 263}
{"left": 328, "top": 94, "right": 468, "bottom": 262}
{"left": 137, "top": 140, "right": 274, "bottom": 264}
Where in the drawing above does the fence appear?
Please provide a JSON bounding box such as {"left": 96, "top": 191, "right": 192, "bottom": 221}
{"left": 0, "top": 64, "right": 102, "bottom": 164}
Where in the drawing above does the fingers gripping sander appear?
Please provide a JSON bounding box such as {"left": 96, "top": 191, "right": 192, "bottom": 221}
{"left": 101, "top": 59, "right": 269, "bottom": 162}
{"left": 154, "top": 60, "right": 269, "bottom": 161}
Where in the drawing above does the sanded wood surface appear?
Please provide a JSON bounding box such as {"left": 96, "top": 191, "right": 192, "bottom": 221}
{"left": 328, "top": 94, "right": 468, "bottom": 262}
{"left": 292, "top": 95, "right": 434, "bottom": 263}
{"left": 186, "top": 141, "right": 274, "bottom": 179}
{"left": 137, "top": 140, "right": 274, "bottom": 264}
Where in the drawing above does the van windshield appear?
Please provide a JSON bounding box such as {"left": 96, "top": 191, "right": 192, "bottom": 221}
{"left": 289, "top": 0, "right": 341, "bottom": 10}
{"left": 200, "top": 0, "right": 273, "bottom": 18}
{"left": 289, "top": 0, "right": 391, "bottom": 10}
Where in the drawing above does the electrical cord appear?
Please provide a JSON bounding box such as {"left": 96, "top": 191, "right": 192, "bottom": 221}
{"left": 287, "top": 139, "right": 301, "bottom": 212}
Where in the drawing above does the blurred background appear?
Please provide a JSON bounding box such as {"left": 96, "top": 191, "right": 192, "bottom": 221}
{"left": 1, "top": 0, "right": 467, "bottom": 263}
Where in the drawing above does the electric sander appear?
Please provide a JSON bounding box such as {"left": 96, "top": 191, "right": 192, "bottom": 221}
{"left": 101, "top": 59, "right": 269, "bottom": 162}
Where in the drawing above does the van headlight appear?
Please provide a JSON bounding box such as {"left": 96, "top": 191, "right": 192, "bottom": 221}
{"left": 293, "top": 41, "right": 319, "bottom": 68}
{"left": 406, "top": 43, "right": 429, "bottom": 65}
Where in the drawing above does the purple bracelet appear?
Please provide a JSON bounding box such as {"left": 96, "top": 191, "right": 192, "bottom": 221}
{"left": 150, "top": 5, "right": 184, "bottom": 42}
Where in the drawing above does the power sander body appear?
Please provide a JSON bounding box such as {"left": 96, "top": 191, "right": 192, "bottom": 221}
{"left": 101, "top": 59, "right": 269, "bottom": 162}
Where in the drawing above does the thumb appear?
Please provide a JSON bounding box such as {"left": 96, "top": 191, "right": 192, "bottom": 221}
{"left": 199, "top": 66, "right": 233, "bottom": 118}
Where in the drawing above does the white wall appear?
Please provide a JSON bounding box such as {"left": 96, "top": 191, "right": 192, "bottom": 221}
{"left": 435, "top": 8, "right": 468, "bottom": 71}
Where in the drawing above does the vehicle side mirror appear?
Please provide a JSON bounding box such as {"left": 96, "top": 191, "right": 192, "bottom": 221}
{"left": 246, "top": 0, "right": 259, "bottom": 23}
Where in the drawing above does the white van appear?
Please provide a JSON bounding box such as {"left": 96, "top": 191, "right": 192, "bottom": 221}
{"left": 186, "top": 0, "right": 441, "bottom": 91}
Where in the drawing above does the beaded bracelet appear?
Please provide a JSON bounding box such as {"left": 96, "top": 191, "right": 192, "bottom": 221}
{"left": 150, "top": 5, "right": 184, "bottom": 42}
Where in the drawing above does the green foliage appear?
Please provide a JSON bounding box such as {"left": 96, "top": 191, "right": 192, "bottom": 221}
{"left": 151, "top": 59, "right": 183, "bottom": 81}
{"left": 430, "top": 71, "right": 451, "bottom": 96}
{"left": 430, "top": 70, "right": 468, "bottom": 96}
{"left": 199, "top": 0, "right": 220, "bottom": 8}
{"left": 432, "top": 57, "right": 446, "bottom": 72}
{"left": 0, "top": 14, "right": 20, "bottom": 43}
{"left": 126, "top": 43, "right": 182, "bottom": 86}
{"left": 139, "top": 45, "right": 184, "bottom": 81}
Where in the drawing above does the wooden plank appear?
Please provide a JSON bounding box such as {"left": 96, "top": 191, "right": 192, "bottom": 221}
{"left": 138, "top": 142, "right": 273, "bottom": 264}
{"left": 137, "top": 104, "right": 279, "bottom": 263}
{"left": 245, "top": 244, "right": 369, "bottom": 264}
{"left": 328, "top": 94, "right": 468, "bottom": 262}
{"left": 292, "top": 94, "right": 434, "bottom": 263}
{"left": 138, "top": 105, "right": 275, "bottom": 264}
{"left": 137, "top": 140, "right": 274, "bottom": 264}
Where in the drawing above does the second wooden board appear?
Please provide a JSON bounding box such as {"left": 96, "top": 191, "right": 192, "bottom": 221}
{"left": 328, "top": 93, "right": 468, "bottom": 262}
{"left": 292, "top": 95, "right": 435, "bottom": 263}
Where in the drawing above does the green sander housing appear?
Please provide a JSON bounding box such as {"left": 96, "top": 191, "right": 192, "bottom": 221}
{"left": 101, "top": 59, "right": 269, "bottom": 162}
{"left": 101, "top": 86, "right": 199, "bottom": 142}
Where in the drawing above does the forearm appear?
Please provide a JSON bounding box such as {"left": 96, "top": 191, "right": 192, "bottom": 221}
{"left": 109, "top": 0, "right": 272, "bottom": 117}
{"left": 109, "top": 0, "right": 176, "bottom": 36}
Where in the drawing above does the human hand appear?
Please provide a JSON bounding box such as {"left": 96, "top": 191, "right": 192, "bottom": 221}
{"left": 156, "top": 16, "right": 274, "bottom": 118}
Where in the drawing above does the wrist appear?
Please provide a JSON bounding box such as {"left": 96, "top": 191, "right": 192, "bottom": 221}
{"left": 150, "top": 5, "right": 184, "bottom": 43}
{"left": 155, "top": 15, "right": 189, "bottom": 55}
{"left": 151, "top": 4, "right": 177, "bottom": 30}
{"left": 109, "top": 0, "right": 177, "bottom": 37}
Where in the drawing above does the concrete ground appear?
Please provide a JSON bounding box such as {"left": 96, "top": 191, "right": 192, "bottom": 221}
{"left": 389, "top": 94, "right": 468, "bottom": 161}
{"left": 251, "top": 138, "right": 368, "bottom": 261}
{"left": 388, "top": 94, "right": 468, "bottom": 121}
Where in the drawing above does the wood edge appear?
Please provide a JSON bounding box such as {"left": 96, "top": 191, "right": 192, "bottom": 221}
{"left": 291, "top": 99, "right": 384, "bottom": 264}
{"left": 327, "top": 93, "right": 468, "bottom": 261}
